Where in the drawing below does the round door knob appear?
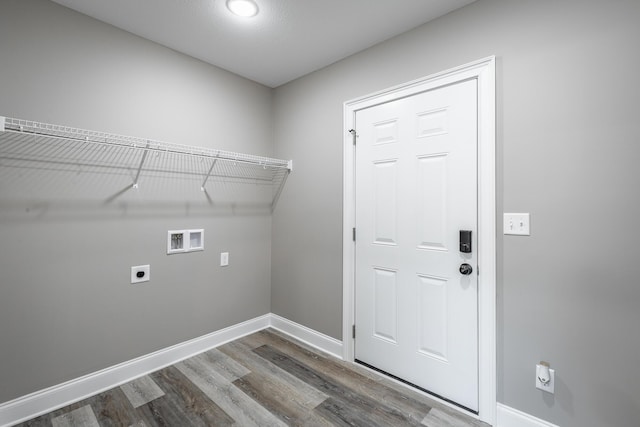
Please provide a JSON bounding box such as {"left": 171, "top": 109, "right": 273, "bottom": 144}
{"left": 459, "top": 263, "right": 473, "bottom": 275}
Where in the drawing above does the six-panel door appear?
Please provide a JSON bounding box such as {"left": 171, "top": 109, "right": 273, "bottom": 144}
{"left": 354, "top": 79, "right": 479, "bottom": 411}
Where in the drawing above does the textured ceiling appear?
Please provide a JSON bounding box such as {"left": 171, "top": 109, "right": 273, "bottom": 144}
{"left": 51, "top": 0, "right": 476, "bottom": 88}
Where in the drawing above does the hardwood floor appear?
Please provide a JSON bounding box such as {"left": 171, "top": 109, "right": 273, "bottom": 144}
{"left": 16, "top": 329, "right": 488, "bottom": 427}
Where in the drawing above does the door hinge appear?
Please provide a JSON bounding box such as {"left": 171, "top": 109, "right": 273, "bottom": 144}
{"left": 352, "top": 227, "right": 356, "bottom": 241}
{"left": 352, "top": 324, "right": 356, "bottom": 339}
{"left": 348, "top": 129, "right": 357, "bottom": 145}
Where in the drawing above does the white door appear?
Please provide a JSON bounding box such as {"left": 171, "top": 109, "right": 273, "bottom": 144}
{"left": 354, "top": 79, "right": 478, "bottom": 411}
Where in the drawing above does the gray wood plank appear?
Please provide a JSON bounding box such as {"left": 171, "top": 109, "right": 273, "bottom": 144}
{"left": 143, "top": 366, "right": 234, "bottom": 427}
{"left": 176, "top": 355, "right": 288, "bottom": 427}
{"left": 256, "top": 329, "right": 433, "bottom": 423}
{"left": 422, "top": 407, "right": 487, "bottom": 427}
{"left": 120, "top": 375, "right": 165, "bottom": 408}
{"left": 316, "top": 334, "right": 484, "bottom": 427}
{"left": 84, "top": 387, "right": 141, "bottom": 427}
{"left": 196, "top": 347, "right": 251, "bottom": 381}
{"left": 51, "top": 404, "right": 99, "bottom": 427}
{"left": 219, "top": 340, "right": 328, "bottom": 407}
{"left": 136, "top": 397, "right": 194, "bottom": 427}
{"left": 254, "top": 344, "right": 424, "bottom": 427}
{"left": 233, "top": 372, "right": 334, "bottom": 427}
{"left": 314, "top": 396, "right": 392, "bottom": 427}
{"left": 231, "top": 336, "right": 479, "bottom": 427}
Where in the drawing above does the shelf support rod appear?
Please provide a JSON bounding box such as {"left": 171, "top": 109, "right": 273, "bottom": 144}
{"left": 271, "top": 170, "right": 291, "bottom": 213}
{"left": 200, "top": 156, "right": 219, "bottom": 191}
{"left": 132, "top": 141, "right": 150, "bottom": 189}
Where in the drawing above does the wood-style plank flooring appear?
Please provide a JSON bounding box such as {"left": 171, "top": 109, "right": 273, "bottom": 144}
{"left": 16, "top": 329, "right": 488, "bottom": 427}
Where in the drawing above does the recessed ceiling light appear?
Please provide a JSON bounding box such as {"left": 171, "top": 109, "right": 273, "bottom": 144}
{"left": 226, "top": 0, "right": 259, "bottom": 18}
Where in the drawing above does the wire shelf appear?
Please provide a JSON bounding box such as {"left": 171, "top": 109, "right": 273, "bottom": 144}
{"left": 0, "top": 116, "right": 292, "bottom": 209}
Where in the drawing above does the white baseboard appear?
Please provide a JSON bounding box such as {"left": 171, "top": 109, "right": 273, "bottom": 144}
{"left": 497, "top": 403, "right": 559, "bottom": 427}
{"left": 0, "top": 314, "right": 271, "bottom": 427}
{"left": 269, "top": 313, "right": 344, "bottom": 359}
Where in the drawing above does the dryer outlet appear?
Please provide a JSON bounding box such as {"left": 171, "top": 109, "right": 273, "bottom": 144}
{"left": 131, "top": 265, "right": 150, "bottom": 284}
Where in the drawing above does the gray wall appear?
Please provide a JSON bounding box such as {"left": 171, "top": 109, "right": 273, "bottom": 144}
{"left": 0, "top": 0, "right": 274, "bottom": 403}
{"left": 271, "top": 1, "right": 640, "bottom": 426}
{"left": 2, "top": 0, "right": 640, "bottom": 426}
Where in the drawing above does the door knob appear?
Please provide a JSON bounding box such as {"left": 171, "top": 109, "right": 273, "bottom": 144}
{"left": 459, "top": 263, "right": 473, "bottom": 275}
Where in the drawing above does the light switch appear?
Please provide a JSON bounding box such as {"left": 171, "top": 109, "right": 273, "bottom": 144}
{"left": 220, "top": 252, "right": 229, "bottom": 267}
{"left": 504, "top": 213, "right": 530, "bottom": 235}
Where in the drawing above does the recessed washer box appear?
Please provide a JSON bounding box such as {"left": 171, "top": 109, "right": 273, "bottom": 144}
{"left": 189, "top": 230, "right": 204, "bottom": 251}
{"left": 167, "top": 229, "right": 204, "bottom": 254}
{"left": 168, "top": 231, "right": 186, "bottom": 253}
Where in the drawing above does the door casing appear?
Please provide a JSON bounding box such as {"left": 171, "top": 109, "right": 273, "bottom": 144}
{"left": 342, "top": 56, "right": 496, "bottom": 424}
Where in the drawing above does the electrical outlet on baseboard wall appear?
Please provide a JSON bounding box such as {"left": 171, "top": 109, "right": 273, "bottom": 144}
{"left": 536, "top": 363, "right": 555, "bottom": 394}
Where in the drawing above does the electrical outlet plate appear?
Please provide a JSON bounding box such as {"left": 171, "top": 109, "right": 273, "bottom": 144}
{"left": 535, "top": 364, "right": 555, "bottom": 394}
{"left": 131, "top": 265, "right": 150, "bottom": 284}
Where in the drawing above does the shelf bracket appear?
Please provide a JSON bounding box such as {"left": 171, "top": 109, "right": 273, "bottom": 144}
{"left": 132, "top": 141, "right": 150, "bottom": 189}
{"left": 200, "top": 156, "right": 219, "bottom": 191}
{"left": 271, "top": 169, "right": 291, "bottom": 213}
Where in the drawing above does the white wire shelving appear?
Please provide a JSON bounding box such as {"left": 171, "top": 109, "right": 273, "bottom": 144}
{"left": 0, "top": 116, "right": 292, "bottom": 209}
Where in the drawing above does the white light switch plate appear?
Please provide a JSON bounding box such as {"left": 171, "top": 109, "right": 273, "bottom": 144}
{"left": 504, "top": 213, "right": 530, "bottom": 235}
{"left": 220, "top": 252, "right": 229, "bottom": 267}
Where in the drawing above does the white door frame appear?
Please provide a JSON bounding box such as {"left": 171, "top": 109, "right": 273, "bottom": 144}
{"left": 342, "top": 56, "right": 496, "bottom": 425}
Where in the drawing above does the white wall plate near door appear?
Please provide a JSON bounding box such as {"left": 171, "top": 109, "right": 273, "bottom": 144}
{"left": 503, "top": 213, "right": 530, "bottom": 235}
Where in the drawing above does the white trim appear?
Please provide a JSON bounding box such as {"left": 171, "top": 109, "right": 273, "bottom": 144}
{"left": 0, "top": 314, "right": 271, "bottom": 427}
{"left": 270, "top": 313, "right": 344, "bottom": 359}
{"left": 342, "top": 56, "right": 497, "bottom": 425}
{"left": 497, "top": 403, "right": 559, "bottom": 427}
